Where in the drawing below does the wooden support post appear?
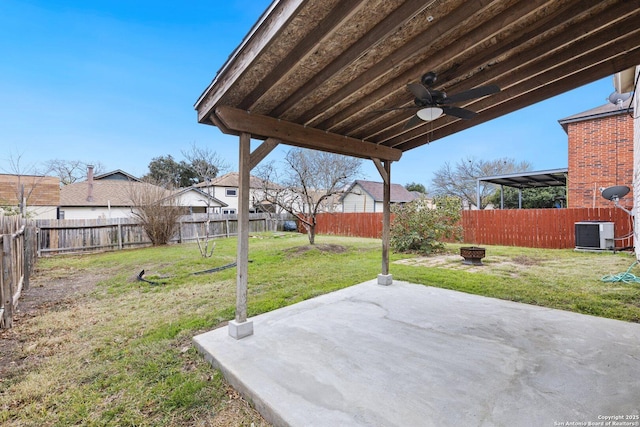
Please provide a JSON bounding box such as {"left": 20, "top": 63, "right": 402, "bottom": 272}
{"left": 229, "top": 132, "right": 254, "bottom": 339}
{"left": 373, "top": 158, "right": 393, "bottom": 285}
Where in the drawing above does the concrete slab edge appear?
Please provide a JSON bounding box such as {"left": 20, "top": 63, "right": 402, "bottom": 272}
{"left": 192, "top": 336, "right": 290, "bottom": 427}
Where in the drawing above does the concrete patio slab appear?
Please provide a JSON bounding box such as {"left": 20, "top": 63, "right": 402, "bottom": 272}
{"left": 193, "top": 280, "right": 640, "bottom": 426}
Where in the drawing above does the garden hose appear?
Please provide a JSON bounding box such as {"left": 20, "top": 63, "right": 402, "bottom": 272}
{"left": 136, "top": 260, "right": 242, "bottom": 285}
{"left": 601, "top": 261, "right": 640, "bottom": 284}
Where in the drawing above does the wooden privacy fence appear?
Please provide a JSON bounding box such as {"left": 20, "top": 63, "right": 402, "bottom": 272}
{"left": 462, "top": 208, "right": 633, "bottom": 249}
{"left": 313, "top": 212, "right": 389, "bottom": 238}
{"left": 36, "top": 213, "right": 293, "bottom": 255}
{"left": 314, "top": 209, "right": 633, "bottom": 250}
{"left": 1, "top": 215, "right": 37, "bottom": 329}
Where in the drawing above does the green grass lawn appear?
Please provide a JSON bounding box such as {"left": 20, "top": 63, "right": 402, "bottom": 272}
{"left": 1, "top": 234, "right": 639, "bottom": 426}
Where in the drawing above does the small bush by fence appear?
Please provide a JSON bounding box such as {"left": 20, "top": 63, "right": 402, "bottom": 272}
{"left": 1, "top": 215, "right": 37, "bottom": 328}
{"left": 36, "top": 213, "right": 294, "bottom": 255}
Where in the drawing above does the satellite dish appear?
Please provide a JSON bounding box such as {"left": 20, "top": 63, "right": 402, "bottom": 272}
{"left": 608, "top": 91, "right": 632, "bottom": 105}
{"left": 601, "top": 185, "right": 630, "bottom": 201}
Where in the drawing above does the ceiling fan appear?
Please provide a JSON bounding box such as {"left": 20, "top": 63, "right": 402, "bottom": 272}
{"left": 398, "top": 72, "right": 500, "bottom": 129}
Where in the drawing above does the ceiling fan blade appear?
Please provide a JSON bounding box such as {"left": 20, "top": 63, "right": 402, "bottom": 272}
{"left": 444, "top": 84, "right": 500, "bottom": 103}
{"left": 403, "top": 114, "right": 424, "bottom": 130}
{"left": 407, "top": 83, "right": 432, "bottom": 103}
{"left": 442, "top": 105, "right": 477, "bottom": 119}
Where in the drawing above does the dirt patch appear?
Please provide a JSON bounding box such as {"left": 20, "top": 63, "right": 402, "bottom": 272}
{"left": 0, "top": 266, "right": 99, "bottom": 381}
{"left": 394, "top": 253, "right": 542, "bottom": 277}
{"left": 285, "top": 243, "right": 347, "bottom": 256}
{"left": 511, "top": 255, "right": 543, "bottom": 266}
{"left": 0, "top": 264, "right": 270, "bottom": 426}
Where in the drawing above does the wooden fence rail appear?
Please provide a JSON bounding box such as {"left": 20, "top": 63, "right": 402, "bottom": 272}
{"left": 36, "top": 213, "right": 294, "bottom": 255}
{"left": 1, "top": 215, "right": 37, "bottom": 329}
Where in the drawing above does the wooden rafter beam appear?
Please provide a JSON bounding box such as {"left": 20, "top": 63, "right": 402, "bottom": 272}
{"left": 351, "top": 0, "right": 624, "bottom": 143}
{"left": 195, "top": 0, "right": 305, "bottom": 122}
{"left": 239, "top": 1, "right": 366, "bottom": 111}
{"left": 214, "top": 106, "right": 402, "bottom": 161}
{"left": 249, "top": 138, "right": 280, "bottom": 171}
{"left": 326, "top": 0, "right": 575, "bottom": 136}
{"left": 396, "top": 43, "right": 640, "bottom": 151}
{"left": 391, "top": 19, "right": 640, "bottom": 150}
{"left": 297, "top": 0, "right": 501, "bottom": 128}
{"left": 270, "top": 0, "right": 446, "bottom": 118}
{"left": 370, "top": 3, "right": 640, "bottom": 147}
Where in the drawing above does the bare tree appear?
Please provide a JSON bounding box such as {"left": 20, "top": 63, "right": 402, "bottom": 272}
{"left": 181, "top": 143, "right": 230, "bottom": 182}
{"left": 128, "top": 181, "right": 186, "bottom": 246}
{"left": 182, "top": 143, "right": 230, "bottom": 257}
{"left": 431, "top": 157, "right": 531, "bottom": 209}
{"left": 45, "top": 159, "right": 105, "bottom": 185}
{"left": 256, "top": 148, "right": 362, "bottom": 244}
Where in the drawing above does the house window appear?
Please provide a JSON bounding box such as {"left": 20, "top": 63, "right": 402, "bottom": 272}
{"left": 226, "top": 188, "right": 237, "bottom": 197}
{"left": 222, "top": 209, "right": 236, "bottom": 214}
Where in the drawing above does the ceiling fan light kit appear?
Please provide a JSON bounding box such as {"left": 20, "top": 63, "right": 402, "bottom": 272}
{"left": 397, "top": 71, "right": 501, "bottom": 129}
{"left": 417, "top": 107, "right": 443, "bottom": 121}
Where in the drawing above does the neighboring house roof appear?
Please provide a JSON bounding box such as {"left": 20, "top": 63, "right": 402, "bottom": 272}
{"left": 558, "top": 98, "right": 633, "bottom": 133}
{"left": 195, "top": 172, "right": 279, "bottom": 189}
{"left": 94, "top": 169, "right": 141, "bottom": 182}
{"left": 410, "top": 191, "right": 427, "bottom": 199}
{"left": 172, "top": 187, "right": 228, "bottom": 207}
{"left": 61, "top": 180, "right": 227, "bottom": 208}
{"left": 341, "top": 180, "right": 417, "bottom": 203}
{"left": 60, "top": 181, "right": 163, "bottom": 207}
{"left": 0, "top": 174, "right": 60, "bottom": 206}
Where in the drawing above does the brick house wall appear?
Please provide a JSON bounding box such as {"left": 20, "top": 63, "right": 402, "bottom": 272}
{"left": 562, "top": 103, "right": 634, "bottom": 209}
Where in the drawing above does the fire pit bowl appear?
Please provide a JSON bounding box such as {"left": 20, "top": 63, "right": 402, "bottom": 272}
{"left": 460, "top": 246, "right": 486, "bottom": 266}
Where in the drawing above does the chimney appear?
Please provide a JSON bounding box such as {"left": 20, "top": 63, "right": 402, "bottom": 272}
{"left": 87, "top": 165, "right": 94, "bottom": 202}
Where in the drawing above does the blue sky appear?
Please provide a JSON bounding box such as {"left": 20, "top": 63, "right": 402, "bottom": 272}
{"left": 0, "top": 0, "right": 617, "bottom": 189}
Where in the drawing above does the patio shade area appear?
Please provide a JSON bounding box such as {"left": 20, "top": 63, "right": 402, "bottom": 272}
{"left": 476, "top": 168, "right": 568, "bottom": 208}
{"left": 478, "top": 168, "right": 568, "bottom": 190}
{"left": 193, "top": 0, "right": 640, "bottom": 336}
{"left": 194, "top": 280, "right": 640, "bottom": 426}
{"left": 195, "top": 0, "right": 640, "bottom": 155}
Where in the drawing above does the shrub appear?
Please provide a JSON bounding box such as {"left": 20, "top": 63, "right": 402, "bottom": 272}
{"left": 129, "top": 183, "right": 186, "bottom": 246}
{"left": 390, "top": 195, "right": 462, "bottom": 254}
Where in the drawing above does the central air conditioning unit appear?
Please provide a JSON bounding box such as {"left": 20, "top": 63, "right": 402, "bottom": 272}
{"left": 575, "top": 221, "right": 615, "bottom": 250}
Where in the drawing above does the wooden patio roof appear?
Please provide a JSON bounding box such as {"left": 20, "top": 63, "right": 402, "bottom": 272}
{"left": 195, "top": 0, "right": 640, "bottom": 162}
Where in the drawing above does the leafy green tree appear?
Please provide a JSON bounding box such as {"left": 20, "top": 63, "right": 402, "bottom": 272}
{"left": 405, "top": 182, "right": 427, "bottom": 193}
{"left": 144, "top": 155, "right": 196, "bottom": 188}
{"left": 488, "top": 186, "right": 566, "bottom": 209}
{"left": 145, "top": 148, "right": 228, "bottom": 189}
{"left": 390, "top": 195, "right": 462, "bottom": 254}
